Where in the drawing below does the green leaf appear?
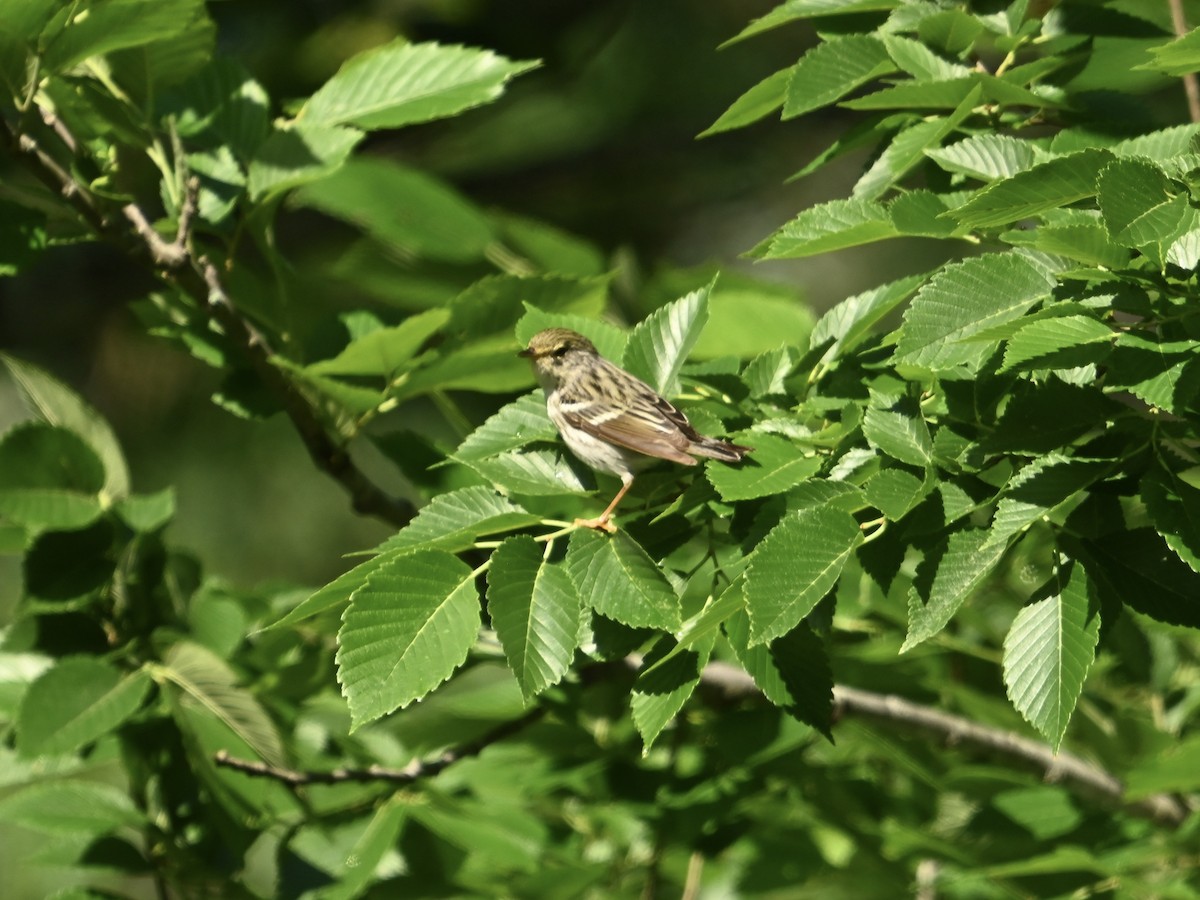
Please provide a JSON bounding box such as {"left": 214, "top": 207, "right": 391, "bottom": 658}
{"left": 690, "top": 284, "right": 815, "bottom": 359}
{"left": 1005, "top": 222, "right": 1131, "bottom": 270}
{"left": 0, "top": 780, "right": 143, "bottom": 835}
{"left": 782, "top": 35, "right": 896, "bottom": 119}
{"left": 1097, "top": 157, "right": 1180, "bottom": 241}
{"left": 467, "top": 447, "right": 593, "bottom": 497}
{"left": 294, "top": 158, "right": 494, "bottom": 262}
{"left": 1142, "top": 465, "right": 1200, "bottom": 573}
{"left": 160, "top": 641, "right": 285, "bottom": 766}
{"left": 843, "top": 76, "right": 979, "bottom": 110}
{"left": 948, "top": 149, "right": 1112, "bottom": 229}
{"left": 882, "top": 34, "right": 972, "bottom": 81}
{"left": 853, "top": 86, "right": 980, "bottom": 199}
{"left": 992, "top": 787, "right": 1082, "bottom": 841}
{"left": 631, "top": 632, "right": 716, "bottom": 751}
{"left": 987, "top": 457, "right": 1110, "bottom": 550}
{"left": 452, "top": 392, "right": 558, "bottom": 463}
{"left": 726, "top": 0, "right": 901, "bottom": 46}
{"left": 1124, "top": 733, "right": 1200, "bottom": 798}
{"left": 380, "top": 487, "right": 543, "bottom": 554}
{"left": 270, "top": 488, "right": 539, "bottom": 629}
{"left": 308, "top": 309, "right": 448, "bottom": 376}
{"left": 889, "top": 190, "right": 959, "bottom": 237}
{"left": 623, "top": 282, "right": 711, "bottom": 396}
{"left": 566, "top": 529, "right": 681, "bottom": 632}
{"left": 864, "top": 468, "right": 928, "bottom": 520}
{"left": 744, "top": 506, "right": 862, "bottom": 645}
{"left": 1, "top": 354, "right": 129, "bottom": 497}
{"left": 0, "top": 489, "right": 104, "bottom": 530}
{"left": 862, "top": 406, "right": 933, "bottom": 468}
{"left": 43, "top": 0, "right": 202, "bottom": 73}
{"left": 926, "top": 134, "right": 1039, "bottom": 181}
{"left": 448, "top": 274, "right": 609, "bottom": 341}
{"left": 700, "top": 66, "right": 791, "bottom": 136}
{"left": 1002, "top": 563, "right": 1099, "bottom": 750}
{"left": 809, "top": 274, "right": 925, "bottom": 364}
{"left": 1140, "top": 26, "right": 1200, "bottom": 76}
{"left": 337, "top": 551, "right": 480, "bottom": 729}
{"left": 318, "top": 799, "right": 409, "bottom": 900}
{"left": 894, "top": 252, "right": 1056, "bottom": 371}
{"left": 758, "top": 198, "right": 897, "bottom": 259}
{"left": 903, "top": 528, "right": 1007, "bottom": 652}
{"left": 0, "top": 423, "right": 106, "bottom": 529}
{"left": 301, "top": 40, "right": 539, "bottom": 130}
{"left": 17, "top": 659, "right": 150, "bottom": 757}
{"left": 725, "top": 607, "right": 832, "bottom": 738}
{"left": 706, "top": 433, "right": 820, "bottom": 501}
{"left": 742, "top": 345, "right": 800, "bottom": 398}
{"left": 168, "top": 56, "right": 270, "bottom": 161}
{"left": 245, "top": 123, "right": 364, "bottom": 199}
{"left": 486, "top": 536, "right": 582, "bottom": 701}
{"left": 114, "top": 487, "right": 176, "bottom": 532}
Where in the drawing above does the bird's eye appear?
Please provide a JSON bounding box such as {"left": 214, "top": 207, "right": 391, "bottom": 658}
{"left": 551, "top": 345, "right": 570, "bottom": 359}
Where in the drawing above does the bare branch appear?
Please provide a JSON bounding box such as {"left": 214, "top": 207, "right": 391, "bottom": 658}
{"left": 214, "top": 707, "right": 545, "bottom": 787}
{"left": 197, "top": 256, "right": 416, "bottom": 526}
{"left": 696, "top": 660, "right": 1189, "bottom": 830}
{"left": 1169, "top": 0, "right": 1200, "bottom": 123}
{"left": 3, "top": 111, "right": 416, "bottom": 530}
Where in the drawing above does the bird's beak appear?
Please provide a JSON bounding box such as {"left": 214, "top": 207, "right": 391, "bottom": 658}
{"left": 517, "top": 347, "right": 533, "bottom": 358}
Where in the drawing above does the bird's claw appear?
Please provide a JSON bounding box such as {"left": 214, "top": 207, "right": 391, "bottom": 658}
{"left": 574, "top": 516, "right": 618, "bottom": 534}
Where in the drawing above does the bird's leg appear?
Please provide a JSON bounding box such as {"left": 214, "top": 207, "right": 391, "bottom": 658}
{"left": 575, "top": 476, "right": 634, "bottom": 533}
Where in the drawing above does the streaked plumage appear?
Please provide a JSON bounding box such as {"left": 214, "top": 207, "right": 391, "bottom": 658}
{"left": 519, "top": 328, "right": 751, "bottom": 531}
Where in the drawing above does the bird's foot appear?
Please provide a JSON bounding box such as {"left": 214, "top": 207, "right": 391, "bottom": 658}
{"left": 573, "top": 515, "right": 618, "bottom": 534}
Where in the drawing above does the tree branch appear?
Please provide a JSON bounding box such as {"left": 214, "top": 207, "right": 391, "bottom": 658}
{"left": 214, "top": 707, "right": 545, "bottom": 787}
{"left": 697, "top": 660, "right": 1189, "bottom": 830}
{"left": 1169, "top": 0, "right": 1200, "bottom": 123}
{"left": 1, "top": 113, "right": 416, "bottom": 529}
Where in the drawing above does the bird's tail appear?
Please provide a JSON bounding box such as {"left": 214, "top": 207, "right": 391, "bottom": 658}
{"left": 689, "top": 437, "right": 752, "bottom": 463}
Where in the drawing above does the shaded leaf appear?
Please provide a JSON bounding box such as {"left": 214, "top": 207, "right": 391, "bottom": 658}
{"left": 0, "top": 780, "right": 143, "bottom": 836}
{"left": 161, "top": 641, "right": 285, "bottom": 767}
{"left": 903, "top": 528, "right": 1007, "bottom": 651}
{"left": 294, "top": 158, "right": 494, "bottom": 262}
{"left": 631, "top": 632, "right": 715, "bottom": 751}
{"left": 17, "top": 659, "right": 150, "bottom": 757}
{"left": 1, "top": 355, "right": 129, "bottom": 497}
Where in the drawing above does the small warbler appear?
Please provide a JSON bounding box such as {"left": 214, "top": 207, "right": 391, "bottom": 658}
{"left": 519, "top": 327, "right": 751, "bottom": 532}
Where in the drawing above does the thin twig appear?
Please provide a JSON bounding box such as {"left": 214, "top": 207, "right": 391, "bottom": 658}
{"left": 696, "top": 660, "right": 1189, "bottom": 829}
{"left": 1169, "top": 0, "right": 1200, "bottom": 122}
{"left": 214, "top": 707, "right": 546, "bottom": 787}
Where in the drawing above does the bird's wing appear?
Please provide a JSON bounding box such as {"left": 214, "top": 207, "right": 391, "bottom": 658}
{"left": 559, "top": 389, "right": 699, "bottom": 466}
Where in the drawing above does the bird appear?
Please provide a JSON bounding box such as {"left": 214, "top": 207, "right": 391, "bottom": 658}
{"left": 519, "top": 327, "right": 751, "bottom": 532}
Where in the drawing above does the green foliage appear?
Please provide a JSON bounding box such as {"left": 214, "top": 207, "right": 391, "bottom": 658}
{"left": 3, "top": 0, "right": 1200, "bottom": 896}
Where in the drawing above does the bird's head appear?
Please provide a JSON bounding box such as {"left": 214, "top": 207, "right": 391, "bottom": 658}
{"left": 518, "top": 328, "right": 598, "bottom": 381}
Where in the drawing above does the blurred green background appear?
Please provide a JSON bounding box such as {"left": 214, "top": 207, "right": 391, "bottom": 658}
{"left": 0, "top": 0, "right": 952, "bottom": 603}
